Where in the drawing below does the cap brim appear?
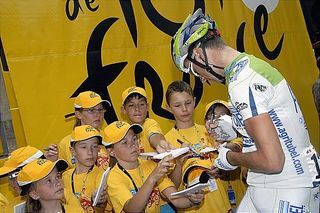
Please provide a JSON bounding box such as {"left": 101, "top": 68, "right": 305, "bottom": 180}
{"left": 0, "top": 166, "right": 17, "bottom": 177}
{"left": 55, "top": 159, "right": 69, "bottom": 172}
{"left": 102, "top": 124, "right": 143, "bottom": 146}
{"left": 182, "top": 159, "right": 212, "bottom": 185}
{"left": 101, "top": 100, "right": 111, "bottom": 107}
{"left": 18, "top": 159, "right": 68, "bottom": 186}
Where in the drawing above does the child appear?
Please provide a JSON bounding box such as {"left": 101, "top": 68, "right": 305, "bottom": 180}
{"left": 204, "top": 100, "right": 247, "bottom": 209}
{"left": 46, "top": 91, "right": 110, "bottom": 170}
{"left": 104, "top": 121, "right": 204, "bottom": 213}
{"left": 165, "top": 80, "right": 231, "bottom": 213}
{"left": 62, "top": 125, "right": 109, "bottom": 212}
{"left": 0, "top": 146, "right": 43, "bottom": 212}
{"left": 121, "top": 86, "right": 173, "bottom": 153}
{"left": 17, "top": 158, "right": 68, "bottom": 213}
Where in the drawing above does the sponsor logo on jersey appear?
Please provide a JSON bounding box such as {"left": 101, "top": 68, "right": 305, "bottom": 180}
{"left": 269, "top": 109, "right": 304, "bottom": 175}
{"left": 228, "top": 59, "right": 248, "bottom": 83}
{"left": 252, "top": 83, "right": 267, "bottom": 92}
{"left": 235, "top": 102, "right": 248, "bottom": 112}
{"left": 278, "top": 200, "right": 305, "bottom": 213}
{"left": 242, "top": 137, "right": 255, "bottom": 147}
{"left": 229, "top": 104, "right": 246, "bottom": 134}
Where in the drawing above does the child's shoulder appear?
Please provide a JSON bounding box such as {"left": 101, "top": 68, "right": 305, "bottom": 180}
{"left": 143, "top": 118, "right": 158, "bottom": 126}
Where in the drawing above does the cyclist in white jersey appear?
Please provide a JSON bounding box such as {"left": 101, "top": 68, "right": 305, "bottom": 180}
{"left": 171, "top": 8, "right": 320, "bottom": 212}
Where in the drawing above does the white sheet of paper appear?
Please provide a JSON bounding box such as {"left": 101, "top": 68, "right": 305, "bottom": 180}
{"left": 92, "top": 167, "right": 111, "bottom": 206}
{"left": 170, "top": 182, "right": 210, "bottom": 197}
{"left": 14, "top": 201, "right": 26, "bottom": 213}
{"left": 152, "top": 147, "right": 190, "bottom": 160}
{"left": 199, "top": 147, "right": 217, "bottom": 153}
{"left": 139, "top": 152, "right": 158, "bottom": 157}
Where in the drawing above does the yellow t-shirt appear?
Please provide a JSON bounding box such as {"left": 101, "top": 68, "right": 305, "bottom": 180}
{"left": 4, "top": 196, "right": 25, "bottom": 213}
{"left": 107, "top": 159, "right": 174, "bottom": 213}
{"left": 62, "top": 165, "right": 110, "bottom": 213}
{"left": 0, "top": 193, "right": 8, "bottom": 213}
{"left": 58, "top": 134, "right": 110, "bottom": 170}
{"left": 139, "top": 118, "right": 163, "bottom": 153}
{"left": 165, "top": 124, "right": 231, "bottom": 213}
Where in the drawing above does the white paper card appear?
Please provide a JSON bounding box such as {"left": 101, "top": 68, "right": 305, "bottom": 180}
{"left": 14, "top": 201, "right": 26, "bottom": 213}
{"left": 170, "top": 182, "right": 210, "bottom": 197}
{"left": 152, "top": 147, "right": 190, "bottom": 160}
{"left": 93, "top": 167, "right": 111, "bottom": 206}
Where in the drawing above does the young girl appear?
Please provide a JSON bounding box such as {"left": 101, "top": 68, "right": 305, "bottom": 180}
{"left": 45, "top": 91, "right": 110, "bottom": 170}
{"left": 104, "top": 121, "right": 204, "bottom": 213}
{"left": 62, "top": 125, "right": 109, "bottom": 213}
{"left": 164, "top": 80, "right": 231, "bottom": 213}
{"left": 0, "top": 146, "right": 43, "bottom": 212}
{"left": 17, "top": 158, "right": 68, "bottom": 213}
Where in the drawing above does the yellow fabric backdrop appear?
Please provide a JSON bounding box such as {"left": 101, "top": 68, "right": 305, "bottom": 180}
{"left": 0, "top": 0, "right": 319, "bottom": 198}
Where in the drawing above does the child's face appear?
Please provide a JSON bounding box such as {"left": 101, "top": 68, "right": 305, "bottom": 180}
{"left": 122, "top": 96, "right": 148, "bottom": 125}
{"left": 167, "top": 91, "right": 195, "bottom": 123}
{"left": 31, "top": 168, "right": 64, "bottom": 201}
{"left": 75, "top": 103, "right": 105, "bottom": 129}
{"left": 213, "top": 105, "right": 230, "bottom": 118}
{"left": 112, "top": 129, "right": 140, "bottom": 164}
{"left": 71, "top": 138, "right": 100, "bottom": 168}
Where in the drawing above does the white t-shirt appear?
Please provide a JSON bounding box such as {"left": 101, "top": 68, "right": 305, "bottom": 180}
{"left": 225, "top": 53, "right": 320, "bottom": 188}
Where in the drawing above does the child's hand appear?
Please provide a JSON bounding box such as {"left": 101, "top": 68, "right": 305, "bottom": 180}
{"left": 150, "top": 155, "right": 175, "bottom": 182}
{"left": 187, "top": 190, "right": 204, "bottom": 207}
{"left": 176, "top": 152, "right": 192, "bottom": 166}
{"left": 44, "top": 144, "right": 58, "bottom": 162}
{"left": 205, "top": 119, "right": 219, "bottom": 139}
{"left": 156, "top": 140, "right": 175, "bottom": 153}
{"left": 92, "top": 188, "right": 107, "bottom": 206}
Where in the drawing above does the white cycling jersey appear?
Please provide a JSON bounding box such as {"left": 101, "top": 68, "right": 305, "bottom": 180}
{"left": 225, "top": 53, "right": 320, "bottom": 188}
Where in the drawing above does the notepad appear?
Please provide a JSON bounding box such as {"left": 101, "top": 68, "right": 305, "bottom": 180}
{"left": 170, "top": 182, "right": 210, "bottom": 197}
{"left": 14, "top": 201, "right": 26, "bottom": 213}
{"left": 199, "top": 147, "right": 217, "bottom": 154}
{"left": 152, "top": 147, "right": 190, "bottom": 160}
{"left": 92, "top": 167, "right": 111, "bottom": 206}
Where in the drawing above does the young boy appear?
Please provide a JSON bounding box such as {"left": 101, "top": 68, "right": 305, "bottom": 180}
{"left": 165, "top": 80, "right": 231, "bottom": 213}
{"left": 121, "top": 86, "right": 173, "bottom": 153}
{"left": 204, "top": 100, "right": 247, "bottom": 209}
{"left": 62, "top": 125, "right": 109, "bottom": 213}
{"left": 0, "top": 146, "right": 43, "bottom": 212}
{"left": 104, "top": 121, "right": 204, "bottom": 213}
{"left": 46, "top": 91, "right": 110, "bottom": 170}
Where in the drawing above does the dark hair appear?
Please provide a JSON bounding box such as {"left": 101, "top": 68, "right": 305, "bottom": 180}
{"left": 165, "top": 81, "right": 194, "bottom": 106}
{"left": 123, "top": 93, "right": 147, "bottom": 106}
{"left": 200, "top": 30, "right": 226, "bottom": 48}
{"left": 204, "top": 103, "right": 229, "bottom": 121}
{"left": 21, "top": 183, "right": 42, "bottom": 213}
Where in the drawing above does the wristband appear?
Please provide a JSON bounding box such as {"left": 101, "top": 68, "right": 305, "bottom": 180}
{"left": 214, "top": 145, "right": 238, "bottom": 171}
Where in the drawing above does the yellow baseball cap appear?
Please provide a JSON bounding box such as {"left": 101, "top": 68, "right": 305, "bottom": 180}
{"left": 205, "top": 100, "right": 229, "bottom": 116}
{"left": 182, "top": 158, "right": 212, "bottom": 187}
{"left": 102, "top": 121, "right": 142, "bottom": 146}
{"left": 74, "top": 91, "right": 111, "bottom": 109}
{"left": 121, "top": 86, "right": 147, "bottom": 105}
{"left": 0, "top": 146, "right": 43, "bottom": 177}
{"left": 17, "top": 158, "right": 68, "bottom": 186}
{"left": 70, "top": 125, "right": 102, "bottom": 145}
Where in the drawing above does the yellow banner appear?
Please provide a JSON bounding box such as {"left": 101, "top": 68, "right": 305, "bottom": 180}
{"left": 0, "top": 0, "right": 318, "bottom": 152}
